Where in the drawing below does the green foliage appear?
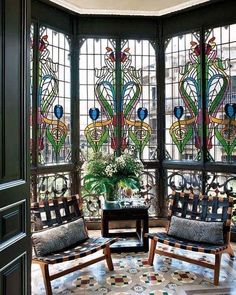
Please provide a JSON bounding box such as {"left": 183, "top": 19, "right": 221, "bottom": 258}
{"left": 82, "top": 151, "right": 144, "bottom": 197}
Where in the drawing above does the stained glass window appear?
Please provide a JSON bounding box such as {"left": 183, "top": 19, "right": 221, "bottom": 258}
{"left": 29, "top": 11, "right": 236, "bottom": 220}
{"left": 79, "top": 38, "right": 115, "bottom": 159}
{"left": 205, "top": 25, "right": 236, "bottom": 163}
{"left": 165, "top": 32, "right": 201, "bottom": 161}
{"left": 37, "top": 27, "right": 71, "bottom": 165}
{"left": 30, "top": 25, "right": 72, "bottom": 202}
{"left": 79, "top": 38, "right": 156, "bottom": 160}
{"left": 120, "top": 40, "right": 157, "bottom": 160}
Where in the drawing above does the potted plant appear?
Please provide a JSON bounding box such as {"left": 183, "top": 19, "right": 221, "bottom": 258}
{"left": 82, "top": 151, "right": 144, "bottom": 202}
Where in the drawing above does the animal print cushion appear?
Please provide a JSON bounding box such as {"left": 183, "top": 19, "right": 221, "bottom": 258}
{"left": 168, "top": 215, "right": 224, "bottom": 245}
{"left": 32, "top": 218, "right": 88, "bottom": 256}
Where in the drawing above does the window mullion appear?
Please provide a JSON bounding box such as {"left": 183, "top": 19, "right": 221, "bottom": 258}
{"left": 115, "top": 38, "right": 122, "bottom": 156}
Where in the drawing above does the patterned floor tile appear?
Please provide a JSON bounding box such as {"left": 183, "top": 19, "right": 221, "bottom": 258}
{"left": 158, "top": 265, "right": 170, "bottom": 273}
{"left": 106, "top": 274, "right": 132, "bottom": 287}
{"left": 73, "top": 275, "right": 98, "bottom": 288}
{"left": 148, "top": 291, "right": 172, "bottom": 295}
{"left": 113, "top": 260, "right": 128, "bottom": 269}
{"left": 131, "top": 284, "right": 147, "bottom": 293}
{"left": 164, "top": 282, "right": 180, "bottom": 291}
{"left": 31, "top": 229, "right": 236, "bottom": 295}
{"left": 171, "top": 270, "right": 197, "bottom": 283}
{"left": 140, "top": 272, "right": 165, "bottom": 285}
{"left": 136, "top": 257, "right": 153, "bottom": 268}
{"left": 108, "top": 292, "right": 130, "bottom": 295}
{"left": 94, "top": 286, "right": 111, "bottom": 294}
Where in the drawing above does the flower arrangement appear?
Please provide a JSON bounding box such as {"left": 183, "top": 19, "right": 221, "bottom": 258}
{"left": 82, "top": 151, "right": 144, "bottom": 202}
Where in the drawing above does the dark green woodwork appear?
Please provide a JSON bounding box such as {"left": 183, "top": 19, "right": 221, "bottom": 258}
{"left": 31, "top": 0, "right": 236, "bottom": 218}
{"left": 162, "top": 0, "right": 236, "bottom": 38}
{"left": 71, "top": 16, "right": 81, "bottom": 194}
{"left": 0, "top": 0, "right": 31, "bottom": 294}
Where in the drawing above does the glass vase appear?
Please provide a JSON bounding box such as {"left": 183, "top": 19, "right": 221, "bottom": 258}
{"left": 105, "top": 186, "right": 119, "bottom": 203}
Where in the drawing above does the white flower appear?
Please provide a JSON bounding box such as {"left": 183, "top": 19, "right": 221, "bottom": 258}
{"left": 105, "top": 164, "right": 114, "bottom": 177}
{"left": 105, "top": 164, "right": 117, "bottom": 177}
{"left": 115, "top": 156, "right": 126, "bottom": 168}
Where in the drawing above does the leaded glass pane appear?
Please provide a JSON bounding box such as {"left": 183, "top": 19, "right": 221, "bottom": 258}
{"left": 79, "top": 38, "right": 155, "bottom": 160}
{"left": 79, "top": 38, "right": 115, "bottom": 159}
{"left": 121, "top": 40, "right": 157, "bottom": 160}
{"left": 206, "top": 25, "right": 236, "bottom": 163}
{"left": 165, "top": 32, "right": 201, "bottom": 161}
{"left": 37, "top": 27, "right": 71, "bottom": 165}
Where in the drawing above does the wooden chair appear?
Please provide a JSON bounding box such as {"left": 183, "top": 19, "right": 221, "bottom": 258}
{"left": 146, "top": 192, "right": 235, "bottom": 286}
{"left": 31, "top": 195, "right": 116, "bottom": 295}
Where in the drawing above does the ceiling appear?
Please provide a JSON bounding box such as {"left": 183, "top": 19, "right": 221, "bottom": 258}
{"left": 49, "top": 0, "right": 210, "bottom": 16}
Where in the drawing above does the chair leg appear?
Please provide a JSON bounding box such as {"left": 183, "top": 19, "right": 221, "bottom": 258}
{"left": 39, "top": 263, "right": 53, "bottom": 295}
{"left": 227, "top": 244, "right": 235, "bottom": 259}
{"left": 104, "top": 244, "right": 114, "bottom": 271}
{"left": 214, "top": 253, "right": 222, "bottom": 286}
{"left": 148, "top": 239, "right": 157, "bottom": 266}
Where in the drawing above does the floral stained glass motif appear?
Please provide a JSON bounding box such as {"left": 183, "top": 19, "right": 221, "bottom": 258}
{"left": 84, "top": 43, "right": 152, "bottom": 155}
{"left": 37, "top": 28, "right": 71, "bottom": 164}
{"left": 169, "top": 33, "right": 232, "bottom": 161}
{"left": 165, "top": 32, "right": 200, "bottom": 161}
{"left": 206, "top": 26, "right": 236, "bottom": 162}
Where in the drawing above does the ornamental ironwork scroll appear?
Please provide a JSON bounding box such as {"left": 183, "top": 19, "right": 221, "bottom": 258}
{"left": 84, "top": 45, "right": 151, "bottom": 154}
{"left": 36, "top": 173, "right": 70, "bottom": 200}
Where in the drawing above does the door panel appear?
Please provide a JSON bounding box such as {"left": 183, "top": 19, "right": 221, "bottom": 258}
{"left": 1, "top": 253, "right": 27, "bottom": 295}
{"left": 0, "top": 0, "right": 31, "bottom": 294}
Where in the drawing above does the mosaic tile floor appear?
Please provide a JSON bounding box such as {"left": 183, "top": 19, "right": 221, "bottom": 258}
{"left": 32, "top": 231, "right": 236, "bottom": 295}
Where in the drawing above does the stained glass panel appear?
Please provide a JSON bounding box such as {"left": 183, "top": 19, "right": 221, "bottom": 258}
{"left": 37, "top": 27, "right": 71, "bottom": 165}
{"left": 205, "top": 25, "right": 236, "bottom": 163}
{"left": 79, "top": 38, "right": 115, "bottom": 159}
{"left": 120, "top": 40, "right": 157, "bottom": 160}
{"left": 79, "top": 38, "right": 155, "bottom": 160}
{"left": 165, "top": 32, "right": 201, "bottom": 161}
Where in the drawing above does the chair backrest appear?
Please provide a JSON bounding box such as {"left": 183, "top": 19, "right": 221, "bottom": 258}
{"left": 31, "top": 195, "right": 83, "bottom": 231}
{"left": 168, "top": 192, "right": 234, "bottom": 234}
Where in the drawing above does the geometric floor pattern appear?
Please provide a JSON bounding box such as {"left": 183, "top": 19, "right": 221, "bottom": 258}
{"left": 32, "top": 234, "right": 236, "bottom": 295}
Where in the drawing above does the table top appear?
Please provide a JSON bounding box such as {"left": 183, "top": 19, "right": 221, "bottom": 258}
{"left": 102, "top": 200, "right": 149, "bottom": 211}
